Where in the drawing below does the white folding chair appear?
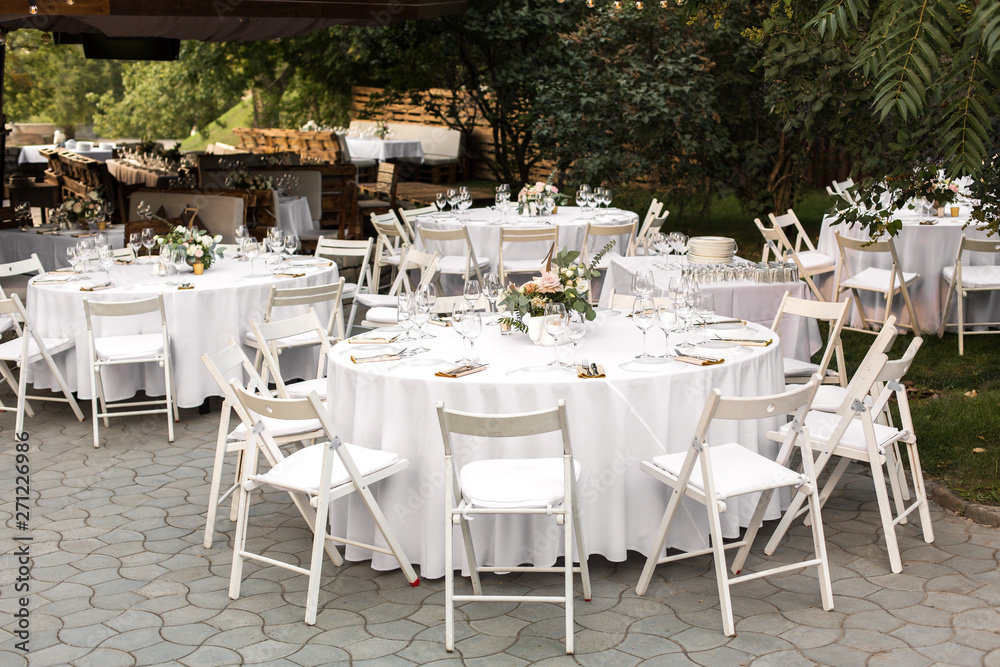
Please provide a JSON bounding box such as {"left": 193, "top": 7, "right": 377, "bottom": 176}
{"left": 604, "top": 289, "right": 670, "bottom": 310}
{"left": 634, "top": 204, "right": 669, "bottom": 256}
{"left": 772, "top": 292, "right": 851, "bottom": 387}
{"left": 243, "top": 279, "right": 346, "bottom": 377}
{"left": 498, "top": 226, "right": 559, "bottom": 285}
{"left": 826, "top": 177, "right": 856, "bottom": 205}
{"left": 0, "top": 293, "right": 85, "bottom": 433}
{"left": 230, "top": 386, "right": 419, "bottom": 624}
{"left": 370, "top": 210, "right": 411, "bottom": 293}
{"left": 938, "top": 234, "right": 1000, "bottom": 354}
{"left": 112, "top": 246, "right": 136, "bottom": 262}
{"left": 0, "top": 253, "right": 45, "bottom": 303}
{"left": 399, "top": 205, "right": 437, "bottom": 242}
{"left": 357, "top": 247, "right": 440, "bottom": 328}
{"left": 635, "top": 376, "right": 832, "bottom": 637}
{"left": 200, "top": 339, "right": 326, "bottom": 549}
{"left": 437, "top": 399, "right": 591, "bottom": 654}
{"left": 249, "top": 309, "right": 331, "bottom": 401}
{"left": 758, "top": 213, "right": 835, "bottom": 301}
{"left": 765, "top": 338, "right": 933, "bottom": 573}
{"left": 835, "top": 232, "right": 921, "bottom": 334}
{"left": 83, "top": 295, "right": 178, "bottom": 449}
{"left": 581, "top": 220, "right": 637, "bottom": 266}
{"left": 316, "top": 236, "right": 374, "bottom": 337}
{"left": 416, "top": 224, "right": 490, "bottom": 288}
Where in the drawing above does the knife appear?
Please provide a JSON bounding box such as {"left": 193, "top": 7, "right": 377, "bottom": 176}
{"left": 675, "top": 348, "right": 722, "bottom": 362}
{"left": 590, "top": 362, "right": 600, "bottom": 377}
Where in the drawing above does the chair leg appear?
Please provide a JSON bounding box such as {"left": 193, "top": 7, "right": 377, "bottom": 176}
{"left": 882, "top": 444, "right": 909, "bottom": 525}
{"left": 0, "top": 361, "right": 33, "bottom": 419}
{"left": 45, "top": 351, "right": 85, "bottom": 423}
{"left": 706, "top": 499, "right": 736, "bottom": 636}
{"left": 229, "top": 441, "right": 259, "bottom": 601}
{"left": 304, "top": 481, "right": 332, "bottom": 625}
{"left": 204, "top": 413, "right": 233, "bottom": 549}
{"left": 869, "top": 451, "right": 903, "bottom": 573}
{"left": 163, "top": 356, "right": 176, "bottom": 442}
{"left": 229, "top": 448, "right": 244, "bottom": 522}
{"left": 899, "top": 282, "right": 921, "bottom": 334}
{"left": 564, "top": 506, "right": 575, "bottom": 654}
{"left": 938, "top": 280, "right": 955, "bottom": 338}
{"left": 636, "top": 488, "right": 684, "bottom": 596}
{"left": 958, "top": 288, "right": 965, "bottom": 355}
{"left": 444, "top": 466, "right": 455, "bottom": 652}
{"left": 356, "top": 483, "right": 419, "bottom": 585}
{"left": 459, "top": 513, "right": 481, "bottom": 595}
{"left": 851, "top": 288, "right": 871, "bottom": 330}
{"left": 91, "top": 361, "right": 102, "bottom": 448}
{"left": 800, "top": 469, "right": 834, "bottom": 612}
{"left": 732, "top": 486, "right": 777, "bottom": 575}
{"left": 94, "top": 363, "right": 110, "bottom": 428}
{"left": 905, "top": 441, "right": 935, "bottom": 544}
{"left": 571, "top": 494, "right": 592, "bottom": 601}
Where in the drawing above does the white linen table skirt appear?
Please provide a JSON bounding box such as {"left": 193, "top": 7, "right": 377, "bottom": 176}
{"left": 18, "top": 145, "right": 114, "bottom": 164}
{"left": 600, "top": 255, "right": 823, "bottom": 362}
{"left": 345, "top": 138, "right": 425, "bottom": 163}
{"left": 416, "top": 207, "right": 639, "bottom": 289}
{"left": 25, "top": 257, "right": 339, "bottom": 408}
{"left": 277, "top": 196, "right": 316, "bottom": 238}
{"left": 0, "top": 228, "right": 125, "bottom": 271}
{"left": 817, "top": 206, "right": 1000, "bottom": 332}
{"left": 325, "top": 314, "right": 785, "bottom": 579}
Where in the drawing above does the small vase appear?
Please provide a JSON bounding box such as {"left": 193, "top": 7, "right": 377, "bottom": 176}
{"left": 524, "top": 315, "right": 556, "bottom": 346}
{"left": 192, "top": 262, "right": 204, "bottom": 275}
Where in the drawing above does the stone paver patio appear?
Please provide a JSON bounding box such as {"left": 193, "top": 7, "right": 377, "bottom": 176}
{"left": 2, "top": 399, "right": 999, "bottom": 667}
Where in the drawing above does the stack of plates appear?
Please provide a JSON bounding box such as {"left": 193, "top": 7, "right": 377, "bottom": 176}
{"left": 688, "top": 236, "right": 736, "bottom": 264}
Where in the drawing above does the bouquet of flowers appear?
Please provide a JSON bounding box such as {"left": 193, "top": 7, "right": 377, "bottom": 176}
{"left": 919, "top": 174, "right": 960, "bottom": 206}
{"left": 498, "top": 241, "right": 614, "bottom": 332}
{"left": 517, "top": 176, "right": 569, "bottom": 215}
{"left": 155, "top": 225, "right": 223, "bottom": 269}
{"left": 224, "top": 169, "right": 275, "bottom": 191}
{"left": 59, "top": 190, "right": 105, "bottom": 224}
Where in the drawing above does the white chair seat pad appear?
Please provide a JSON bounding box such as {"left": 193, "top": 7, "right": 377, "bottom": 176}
{"left": 356, "top": 293, "right": 402, "bottom": 309}
{"left": 94, "top": 334, "right": 164, "bottom": 361}
{"left": 651, "top": 443, "right": 806, "bottom": 500}
{"left": 284, "top": 378, "right": 328, "bottom": 400}
{"left": 378, "top": 254, "right": 402, "bottom": 267}
{"left": 244, "top": 329, "right": 323, "bottom": 348}
{"left": 438, "top": 256, "right": 490, "bottom": 275}
{"left": 364, "top": 307, "right": 399, "bottom": 324}
{"left": 943, "top": 265, "right": 1000, "bottom": 288}
{"left": 776, "top": 410, "right": 904, "bottom": 455}
{"left": 0, "top": 316, "right": 13, "bottom": 335}
{"left": 788, "top": 384, "right": 847, "bottom": 413}
{"left": 255, "top": 442, "right": 401, "bottom": 495}
{"left": 0, "top": 336, "right": 70, "bottom": 362}
{"left": 229, "top": 415, "right": 323, "bottom": 441}
{"left": 461, "top": 458, "right": 582, "bottom": 509}
{"left": 341, "top": 282, "right": 360, "bottom": 298}
{"left": 841, "top": 267, "right": 919, "bottom": 291}
{"left": 796, "top": 250, "right": 836, "bottom": 272}
{"left": 783, "top": 357, "right": 823, "bottom": 377}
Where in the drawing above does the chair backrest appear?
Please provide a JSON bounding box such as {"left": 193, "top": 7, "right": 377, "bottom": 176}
{"left": 83, "top": 294, "right": 166, "bottom": 326}
{"left": 869, "top": 336, "right": 922, "bottom": 434}
{"left": 0, "top": 254, "right": 44, "bottom": 278}
{"left": 399, "top": 205, "right": 436, "bottom": 241}
{"left": 0, "top": 293, "right": 29, "bottom": 338}
{"left": 753, "top": 217, "right": 788, "bottom": 263}
{"left": 582, "top": 221, "right": 637, "bottom": 261}
{"left": 605, "top": 289, "right": 670, "bottom": 309}
{"left": 250, "top": 309, "right": 331, "bottom": 396}
{"left": 202, "top": 338, "right": 271, "bottom": 406}
{"left": 772, "top": 292, "right": 852, "bottom": 386}
{"left": 498, "top": 226, "right": 560, "bottom": 282}
{"left": 835, "top": 233, "right": 909, "bottom": 294}
{"left": 264, "top": 278, "right": 347, "bottom": 339}
{"left": 437, "top": 399, "right": 572, "bottom": 457}
{"left": 768, "top": 209, "right": 817, "bottom": 253}
{"left": 371, "top": 210, "right": 412, "bottom": 255}
{"left": 371, "top": 162, "right": 398, "bottom": 204}
{"left": 316, "top": 236, "right": 374, "bottom": 295}
{"left": 636, "top": 201, "right": 668, "bottom": 248}
{"left": 952, "top": 235, "right": 1000, "bottom": 278}
{"left": 417, "top": 225, "right": 484, "bottom": 282}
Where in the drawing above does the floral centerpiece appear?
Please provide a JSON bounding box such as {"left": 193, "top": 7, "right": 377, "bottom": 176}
{"left": 375, "top": 121, "right": 391, "bottom": 140}
{"left": 59, "top": 190, "right": 105, "bottom": 225}
{"left": 155, "top": 225, "right": 223, "bottom": 270}
{"left": 498, "top": 241, "right": 614, "bottom": 333}
{"left": 224, "top": 169, "right": 276, "bottom": 191}
{"left": 517, "top": 176, "right": 569, "bottom": 216}
{"left": 918, "top": 174, "right": 960, "bottom": 207}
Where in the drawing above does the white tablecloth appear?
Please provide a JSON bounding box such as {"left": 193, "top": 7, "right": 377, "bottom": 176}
{"left": 18, "top": 145, "right": 114, "bottom": 164}
{"left": 0, "top": 228, "right": 125, "bottom": 271}
{"left": 26, "top": 257, "right": 338, "bottom": 408}
{"left": 345, "top": 138, "right": 425, "bottom": 164}
{"left": 600, "top": 256, "right": 823, "bottom": 362}
{"left": 277, "top": 196, "right": 315, "bottom": 238}
{"left": 817, "top": 206, "right": 999, "bottom": 332}
{"left": 417, "top": 207, "right": 639, "bottom": 279}
{"left": 325, "top": 314, "right": 785, "bottom": 579}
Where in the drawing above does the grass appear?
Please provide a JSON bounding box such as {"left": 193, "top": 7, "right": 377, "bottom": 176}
{"left": 179, "top": 98, "right": 254, "bottom": 152}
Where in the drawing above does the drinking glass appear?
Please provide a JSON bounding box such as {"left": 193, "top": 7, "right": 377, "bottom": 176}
{"left": 632, "top": 297, "right": 655, "bottom": 359}
{"left": 98, "top": 245, "right": 114, "bottom": 282}
{"left": 482, "top": 273, "right": 500, "bottom": 323}
{"left": 158, "top": 246, "right": 173, "bottom": 278}
{"left": 543, "top": 196, "right": 556, "bottom": 216}
{"left": 79, "top": 238, "right": 95, "bottom": 271}
{"left": 396, "top": 292, "right": 416, "bottom": 356}
{"left": 463, "top": 310, "right": 483, "bottom": 363}
{"left": 576, "top": 185, "right": 592, "bottom": 218}
{"left": 172, "top": 246, "right": 187, "bottom": 282}
{"left": 129, "top": 233, "right": 141, "bottom": 261}
{"left": 435, "top": 192, "right": 447, "bottom": 212}
{"left": 452, "top": 301, "right": 470, "bottom": 363}
{"left": 244, "top": 238, "right": 260, "bottom": 276}
{"left": 656, "top": 304, "right": 677, "bottom": 357}
{"left": 447, "top": 189, "right": 459, "bottom": 213}
{"left": 631, "top": 269, "right": 655, "bottom": 299}
{"left": 283, "top": 234, "right": 297, "bottom": 257}
{"left": 66, "top": 247, "right": 78, "bottom": 273}
{"left": 674, "top": 286, "right": 697, "bottom": 348}
{"left": 567, "top": 310, "right": 586, "bottom": 365}
{"left": 234, "top": 225, "right": 249, "bottom": 260}
{"left": 696, "top": 293, "right": 715, "bottom": 344}
{"left": 459, "top": 190, "right": 473, "bottom": 218}
{"left": 543, "top": 303, "right": 567, "bottom": 366}
{"left": 141, "top": 228, "right": 155, "bottom": 261}
{"left": 463, "top": 278, "right": 481, "bottom": 309}
{"left": 415, "top": 284, "right": 437, "bottom": 339}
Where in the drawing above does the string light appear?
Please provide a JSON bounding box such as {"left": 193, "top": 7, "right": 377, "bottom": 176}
{"left": 66, "top": 0, "right": 75, "bottom": 4}
{"left": 586, "top": 0, "right": 594, "bottom": 6}
{"left": 612, "top": 0, "right": 621, "bottom": 8}
{"left": 635, "top": 0, "right": 643, "bottom": 7}
{"left": 28, "top": 0, "right": 37, "bottom": 14}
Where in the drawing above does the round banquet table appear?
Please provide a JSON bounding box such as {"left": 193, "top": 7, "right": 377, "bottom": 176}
{"left": 0, "top": 228, "right": 126, "bottom": 271}
{"left": 817, "top": 205, "right": 1000, "bottom": 333}
{"left": 416, "top": 206, "right": 640, "bottom": 278}
{"left": 26, "top": 256, "right": 338, "bottom": 408}
{"left": 325, "top": 312, "right": 786, "bottom": 579}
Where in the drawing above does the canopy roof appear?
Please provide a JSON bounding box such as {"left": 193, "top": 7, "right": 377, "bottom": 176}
{"left": 0, "top": 0, "right": 465, "bottom": 40}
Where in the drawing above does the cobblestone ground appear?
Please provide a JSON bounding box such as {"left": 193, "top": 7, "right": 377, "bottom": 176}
{"left": 1, "top": 400, "right": 999, "bottom": 667}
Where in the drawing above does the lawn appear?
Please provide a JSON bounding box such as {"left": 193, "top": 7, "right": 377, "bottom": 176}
{"left": 179, "top": 97, "right": 254, "bottom": 152}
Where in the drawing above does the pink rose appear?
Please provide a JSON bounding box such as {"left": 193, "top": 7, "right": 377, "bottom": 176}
{"left": 536, "top": 272, "right": 563, "bottom": 294}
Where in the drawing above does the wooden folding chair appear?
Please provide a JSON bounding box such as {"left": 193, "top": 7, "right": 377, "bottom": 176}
{"left": 635, "top": 376, "right": 832, "bottom": 636}
{"left": 757, "top": 213, "right": 835, "bottom": 301}
{"left": 498, "top": 226, "right": 559, "bottom": 284}
{"left": 417, "top": 224, "right": 489, "bottom": 288}
{"left": 370, "top": 210, "right": 411, "bottom": 293}
{"left": 772, "top": 292, "right": 851, "bottom": 387}
{"left": 316, "top": 236, "right": 374, "bottom": 337}
{"left": 249, "top": 309, "right": 331, "bottom": 401}
{"left": 835, "top": 232, "right": 921, "bottom": 334}
{"left": 938, "top": 234, "right": 1000, "bottom": 354}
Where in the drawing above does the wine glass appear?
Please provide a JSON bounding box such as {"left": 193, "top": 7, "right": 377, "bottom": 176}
{"left": 696, "top": 293, "right": 715, "bottom": 344}
{"left": 172, "top": 245, "right": 187, "bottom": 283}
{"left": 463, "top": 278, "right": 481, "bottom": 309}
{"left": 129, "top": 233, "right": 141, "bottom": 261}
{"left": 463, "top": 310, "right": 483, "bottom": 363}
{"left": 632, "top": 297, "right": 656, "bottom": 360}
{"left": 459, "top": 190, "right": 473, "bottom": 218}
{"left": 674, "top": 284, "right": 698, "bottom": 348}
{"left": 98, "top": 244, "right": 114, "bottom": 283}
{"left": 543, "top": 196, "right": 556, "bottom": 216}
{"left": 396, "top": 292, "right": 416, "bottom": 357}
{"left": 567, "top": 310, "right": 586, "bottom": 365}
{"left": 415, "top": 284, "right": 438, "bottom": 339}
{"left": 66, "top": 246, "right": 78, "bottom": 273}
{"left": 447, "top": 189, "right": 460, "bottom": 213}
{"left": 631, "top": 269, "right": 655, "bottom": 299}
{"left": 141, "top": 228, "right": 155, "bottom": 262}
{"left": 452, "top": 301, "right": 470, "bottom": 363}
{"left": 656, "top": 303, "right": 677, "bottom": 357}
{"left": 79, "top": 238, "right": 95, "bottom": 271}
{"left": 482, "top": 273, "right": 500, "bottom": 323}
{"left": 435, "top": 192, "right": 447, "bottom": 213}
{"left": 244, "top": 238, "right": 260, "bottom": 276}
{"left": 543, "top": 302, "right": 567, "bottom": 366}
{"left": 283, "top": 234, "right": 298, "bottom": 257}
{"left": 158, "top": 246, "right": 173, "bottom": 279}
{"left": 576, "top": 185, "right": 591, "bottom": 218}
{"left": 235, "top": 225, "right": 249, "bottom": 261}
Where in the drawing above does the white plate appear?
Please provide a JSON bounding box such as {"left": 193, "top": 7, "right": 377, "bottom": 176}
{"left": 696, "top": 344, "right": 751, "bottom": 357}
{"left": 700, "top": 340, "right": 739, "bottom": 350}
{"left": 619, "top": 359, "right": 673, "bottom": 372}
{"left": 706, "top": 321, "right": 746, "bottom": 331}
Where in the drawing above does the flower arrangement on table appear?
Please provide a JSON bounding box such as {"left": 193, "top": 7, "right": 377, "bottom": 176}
{"left": 155, "top": 225, "right": 224, "bottom": 270}
{"left": 918, "top": 175, "right": 960, "bottom": 207}
{"left": 224, "top": 169, "right": 276, "bottom": 191}
{"left": 59, "top": 190, "right": 105, "bottom": 225}
{"left": 498, "top": 241, "right": 614, "bottom": 333}
{"left": 517, "top": 177, "right": 569, "bottom": 215}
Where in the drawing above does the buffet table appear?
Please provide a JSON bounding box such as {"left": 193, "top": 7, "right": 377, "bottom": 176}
{"left": 106, "top": 158, "right": 179, "bottom": 188}
{"left": 817, "top": 206, "right": 999, "bottom": 332}
{"left": 600, "top": 255, "right": 822, "bottom": 361}
{"left": 26, "top": 256, "right": 338, "bottom": 408}
{"left": 345, "top": 137, "right": 425, "bottom": 163}
{"left": 18, "top": 144, "right": 114, "bottom": 164}
{"left": 325, "top": 313, "right": 786, "bottom": 579}
{"left": 0, "top": 228, "right": 126, "bottom": 271}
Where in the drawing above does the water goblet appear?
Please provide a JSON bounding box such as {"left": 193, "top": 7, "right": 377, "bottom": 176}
{"left": 66, "top": 247, "right": 79, "bottom": 273}
{"left": 696, "top": 293, "right": 715, "bottom": 344}
{"left": 482, "top": 273, "right": 500, "bottom": 323}
{"left": 244, "top": 238, "right": 260, "bottom": 277}
{"left": 396, "top": 292, "right": 416, "bottom": 357}
{"left": 415, "top": 284, "right": 438, "bottom": 340}
{"left": 576, "top": 184, "right": 591, "bottom": 218}
{"left": 283, "top": 234, "right": 298, "bottom": 257}
{"left": 631, "top": 268, "right": 655, "bottom": 299}
{"left": 234, "top": 225, "right": 249, "bottom": 260}
{"left": 459, "top": 190, "right": 473, "bottom": 218}
{"left": 543, "top": 195, "right": 556, "bottom": 217}
{"left": 98, "top": 245, "right": 114, "bottom": 283}
{"left": 129, "top": 233, "right": 141, "bottom": 261}
{"left": 447, "top": 189, "right": 459, "bottom": 213}
{"left": 543, "top": 302, "right": 567, "bottom": 366}
{"left": 436, "top": 192, "right": 447, "bottom": 213}
{"left": 158, "top": 246, "right": 173, "bottom": 279}
{"left": 567, "top": 310, "right": 586, "bottom": 365}
{"left": 172, "top": 246, "right": 187, "bottom": 282}
{"left": 463, "top": 310, "right": 483, "bottom": 363}
{"left": 451, "top": 301, "right": 471, "bottom": 363}
{"left": 656, "top": 303, "right": 677, "bottom": 357}
{"left": 463, "top": 278, "right": 481, "bottom": 309}
{"left": 632, "top": 297, "right": 656, "bottom": 360}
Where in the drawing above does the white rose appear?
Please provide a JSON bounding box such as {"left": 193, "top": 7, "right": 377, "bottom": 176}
{"left": 201, "top": 237, "right": 212, "bottom": 247}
